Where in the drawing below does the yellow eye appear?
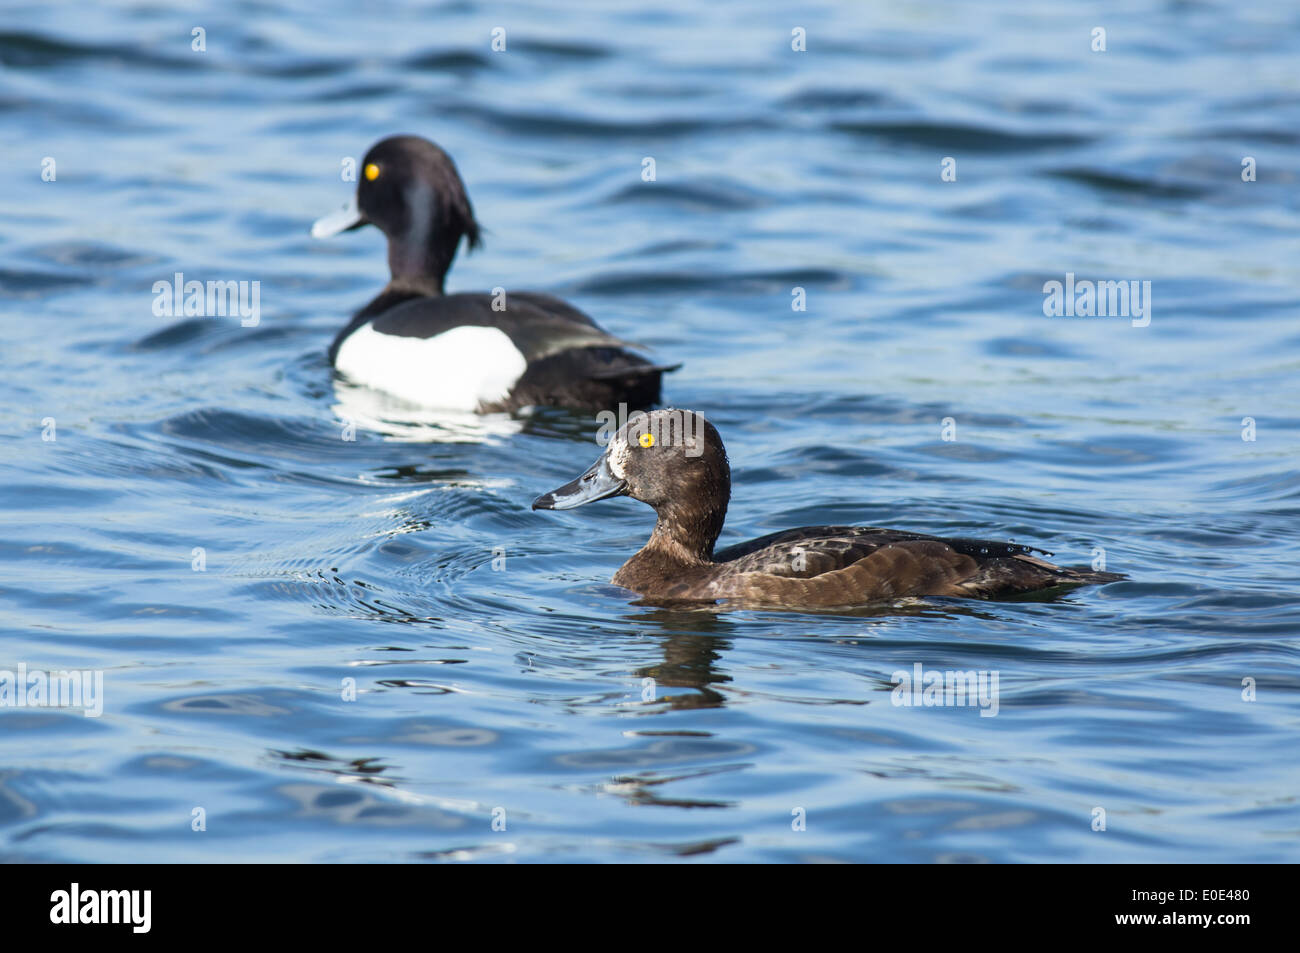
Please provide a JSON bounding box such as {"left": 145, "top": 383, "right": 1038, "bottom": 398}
{"left": 639, "top": 433, "right": 654, "bottom": 448}
{"left": 364, "top": 163, "right": 380, "bottom": 181}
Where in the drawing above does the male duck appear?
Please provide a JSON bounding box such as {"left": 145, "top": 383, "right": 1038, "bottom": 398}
{"left": 312, "top": 135, "right": 676, "bottom": 412}
{"left": 533, "top": 409, "right": 1125, "bottom": 608}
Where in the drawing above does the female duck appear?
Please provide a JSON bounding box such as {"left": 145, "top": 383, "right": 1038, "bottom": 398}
{"left": 313, "top": 135, "right": 675, "bottom": 412}
{"left": 533, "top": 409, "right": 1124, "bottom": 608}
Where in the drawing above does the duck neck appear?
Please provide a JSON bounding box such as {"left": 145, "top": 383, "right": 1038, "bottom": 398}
{"left": 386, "top": 245, "right": 452, "bottom": 296}
{"left": 386, "top": 185, "right": 467, "bottom": 296}
{"left": 614, "top": 499, "right": 727, "bottom": 589}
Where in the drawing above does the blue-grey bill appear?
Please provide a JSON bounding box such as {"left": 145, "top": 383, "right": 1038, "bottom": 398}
{"left": 311, "top": 197, "right": 364, "bottom": 238}
{"left": 532, "top": 456, "right": 627, "bottom": 510}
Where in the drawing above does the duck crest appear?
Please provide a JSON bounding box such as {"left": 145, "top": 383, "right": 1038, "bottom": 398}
{"left": 387, "top": 181, "right": 476, "bottom": 295}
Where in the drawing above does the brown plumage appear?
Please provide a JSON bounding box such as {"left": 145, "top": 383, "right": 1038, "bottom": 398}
{"left": 532, "top": 409, "right": 1125, "bottom": 610}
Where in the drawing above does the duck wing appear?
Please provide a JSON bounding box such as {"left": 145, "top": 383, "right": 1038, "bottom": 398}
{"left": 710, "top": 526, "right": 1121, "bottom": 605}
{"left": 368, "top": 292, "right": 644, "bottom": 363}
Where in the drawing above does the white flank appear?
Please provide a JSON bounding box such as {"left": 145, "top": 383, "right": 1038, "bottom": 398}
{"left": 335, "top": 324, "right": 527, "bottom": 410}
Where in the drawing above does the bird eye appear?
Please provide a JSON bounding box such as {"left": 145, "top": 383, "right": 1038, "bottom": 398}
{"left": 638, "top": 433, "right": 654, "bottom": 448}
{"left": 364, "top": 163, "right": 380, "bottom": 181}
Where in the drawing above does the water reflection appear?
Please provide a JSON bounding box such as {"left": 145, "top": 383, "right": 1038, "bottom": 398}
{"left": 331, "top": 378, "right": 525, "bottom": 443}
{"left": 640, "top": 633, "right": 732, "bottom": 711}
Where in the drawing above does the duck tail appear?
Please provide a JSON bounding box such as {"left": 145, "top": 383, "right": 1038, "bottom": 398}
{"left": 587, "top": 361, "right": 681, "bottom": 381}
{"left": 1057, "top": 566, "right": 1126, "bottom": 585}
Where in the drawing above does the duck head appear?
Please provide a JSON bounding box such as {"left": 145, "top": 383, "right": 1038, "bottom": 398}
{"left": 311, "top": 134, "right": 482, "bottom": 293}
{"left": 533, "top": 409, "right": 731, "bottom": 561}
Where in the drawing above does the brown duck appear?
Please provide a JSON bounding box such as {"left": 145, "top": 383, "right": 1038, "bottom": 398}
{"left": 532, "top": 409, "right": 1124, "bottom": 609}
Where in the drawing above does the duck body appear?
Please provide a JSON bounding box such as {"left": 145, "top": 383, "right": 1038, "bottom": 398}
{"left": 330, "top": 289, "right": 673, "bottom": 412}
{"left": 313, "top": 135, "right": 675, "bottom": 413}
{"left": 616, "top": 525, "right": 1120, "bottom": 607}
{"left": 533, "top": 409, "right": 1124, "bottom": 610}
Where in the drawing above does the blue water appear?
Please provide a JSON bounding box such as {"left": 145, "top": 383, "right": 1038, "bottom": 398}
{"left": 2, "top": 0, "right": 1298, "bottom": 863}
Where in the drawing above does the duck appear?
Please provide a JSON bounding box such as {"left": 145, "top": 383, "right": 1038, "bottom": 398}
{"left": 532, "top": 409, "right": 1125, "bottom": 608}
{"left": 311, "top": 135, "right": 677, "bottom": 413}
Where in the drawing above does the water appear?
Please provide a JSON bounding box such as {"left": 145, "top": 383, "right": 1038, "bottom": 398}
{"left": 2, "top": 0, "right": 1298, "bottom": 863}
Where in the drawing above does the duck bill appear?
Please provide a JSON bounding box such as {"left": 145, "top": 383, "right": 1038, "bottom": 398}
{"left": 532, "top": 456, "right": 627, "bottom": 511}
{"left": 310, "top": 196, "right": 366, "bottom": 238}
